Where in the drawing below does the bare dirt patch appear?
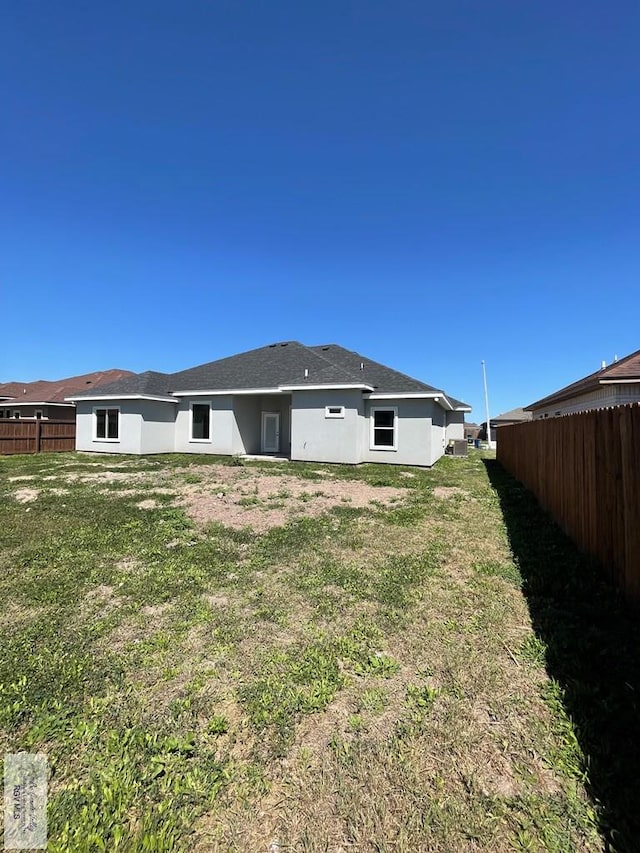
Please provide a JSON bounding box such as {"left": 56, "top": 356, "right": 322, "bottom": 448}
{"left": 137, "top": 498, "right": 159, "bottom": 510}
{"left": 176, "top": 471, "right": 408, "bottom": 532}
{"left": 49, "top": 462, "right": 408, "bottom": 533}
{"left": 14, "top": 488, "right": 39, "bottom": 503}
{"left": 433, "top": 486, "right": 469, "bottom": 499}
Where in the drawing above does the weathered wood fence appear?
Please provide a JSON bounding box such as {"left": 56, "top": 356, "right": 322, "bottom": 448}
{"left": 0, "top": 419, "right": 76, "bottom": 455}
{"left": 497, "top": 405, "right": 640, "bottom": 603}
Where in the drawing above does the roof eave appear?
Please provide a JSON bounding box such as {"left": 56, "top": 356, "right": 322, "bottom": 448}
{"left": 280, "top": 383, "right": 374, "bottom": 392}
{"left": 66, "top": 394, "right": 179, "bottom": 403}
{"left": 365, "top": 391, "right": 470, "bottom": 411}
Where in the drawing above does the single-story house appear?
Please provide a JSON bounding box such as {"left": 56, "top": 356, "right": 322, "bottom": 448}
{"left": 480, "top": 407, "right": 532, "bottom": 441}
{"left": 525, "top": 349, "right": 640, "bottom": 419}
{"left": 0, "top": 370, "right": 134, "bottom": 420}
{"left": 67, "top": 342, "right": 471, "bottom": 467}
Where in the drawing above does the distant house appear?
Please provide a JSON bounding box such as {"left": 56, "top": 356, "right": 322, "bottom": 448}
{"left": 478, "top": 408, "right": 531, "bottom": 442}
{"left": 464, "top": 422, "right": 481, "bottom": 442}
{"left": 525, "top": 350, "right": 640, "bottom": 419}
{"left": 67, "top": 341, "right": 471, "bottom": 467}
{"left": 0, "top": 370, "right": 134, "bottom": 420}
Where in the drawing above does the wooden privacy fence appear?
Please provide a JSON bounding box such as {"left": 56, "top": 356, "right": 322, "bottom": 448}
{"left": 497, "top": 404, "right": 640, "bottom": 604}
{"left": 0, "top": 419, "right": 76, "bottom": 455}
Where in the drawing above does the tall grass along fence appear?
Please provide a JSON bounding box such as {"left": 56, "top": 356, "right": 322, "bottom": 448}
{"left": 0, "top": 419, "right": 76, "bottom": 455}
{"left": 497, "top": 404, "right": 640, "bottom": 604}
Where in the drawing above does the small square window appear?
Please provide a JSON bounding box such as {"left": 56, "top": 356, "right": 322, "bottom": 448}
{"left": 325, "top": 405, "right": 345, "bottom": 419}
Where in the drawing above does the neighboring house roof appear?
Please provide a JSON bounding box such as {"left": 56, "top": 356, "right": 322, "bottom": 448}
{"left": 0, "top": 380, "right": 53, "bottom": 401}
{"left": 67, "top": 341, "right": 471, "bottom": 410}
{"left": 3, "top": 370, "right": 135, "bottom": 406}
{"left": 491, "top": 407, "right": 532, "bottom": 425}
{"left": 525, "top": 349, "right": 640, "bottom": 411}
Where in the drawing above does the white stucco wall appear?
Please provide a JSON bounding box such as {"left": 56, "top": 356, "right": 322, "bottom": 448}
{"left": 174, "top": 396, "right": 235, "bottom": 454}
{"left": 75, "top": 391, "right": 465, "bottom": 466}
{"left": 139, "top": 400, "right": 178, "bottom": 453}
{"left": 360, "top": 398, "right": 436, "bottom": 467}
{"left": 75, "top": 400, "right": 143, "bottom": 454}
{"left": 232, "top": 396, "right": 262, "bottom": 454}
{"left": 291, "top": 390, "right": 362, "bottom": 464}
{"left": 445, "top": 411, "right": 465, "bottom": 442}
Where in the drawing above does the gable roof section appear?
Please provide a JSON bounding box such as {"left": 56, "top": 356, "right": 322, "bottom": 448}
{"left": 310, "top": 345, "right": 471, "bottom": 410}
{"left": 67, "top": 341, "right": 471, "bottom": 409}
{"left": 525, "top": 349, "right": 640, "bottom": 411}
{"left": 491, "top": 407, "right": 532, "bottom": 424}
{"left": 3, "top": 370, "right": 135, "bottom": 405}
{"left": 71, "top": 371, "right": 174, "bottom": 399}
{"left": 309, "top": 344, "right": 437, "bottom": 393}
{"left": 169, "top": 341, "right": 359, "bottom": 392}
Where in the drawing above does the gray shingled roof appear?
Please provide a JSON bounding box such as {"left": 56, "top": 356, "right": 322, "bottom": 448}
{"left": 309, "top": 344, "right": 439, "bottom": 394}
{"left": 69, "top": 341, "right": 470, "bottom": 408}
{"left": 169, "top": 342, "right": 357, "bottom": 391}
{"left": 72, "top": 370, "right": 173, "bottom": 398}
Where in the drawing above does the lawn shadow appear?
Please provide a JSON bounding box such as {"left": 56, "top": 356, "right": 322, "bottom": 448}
{"left": 484, "top": 459, "right": 640, "bottom": 852}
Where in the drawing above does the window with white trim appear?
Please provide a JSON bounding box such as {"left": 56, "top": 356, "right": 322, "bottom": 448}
{"left": 190, "top": 402, "right": 211, "bottom": 441}
{"left": 370, "top": 406, "right": 397, "bottom": 450}
{"left": 325, "top": 405, "right": 345, "bottom": 419}
{"left": 95, "top": 407, "right": 120, "bottom": 440}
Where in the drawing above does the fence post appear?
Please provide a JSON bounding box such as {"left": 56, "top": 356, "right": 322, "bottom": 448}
{"left": 35, "top": 417, "right": 41, "bottom": 453}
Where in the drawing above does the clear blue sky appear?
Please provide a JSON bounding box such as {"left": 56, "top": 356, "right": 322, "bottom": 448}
{"left": 2, "top": 1, "right": 638, "bottom": 418}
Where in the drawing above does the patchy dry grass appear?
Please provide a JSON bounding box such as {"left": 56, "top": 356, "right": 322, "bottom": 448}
{"left": 0, "top": 450, "right": 609, "bottom": 851}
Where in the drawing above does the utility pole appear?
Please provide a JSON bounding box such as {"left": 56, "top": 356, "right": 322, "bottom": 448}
{"left": 481, "top": 360, "right": 492, "bottom": 449}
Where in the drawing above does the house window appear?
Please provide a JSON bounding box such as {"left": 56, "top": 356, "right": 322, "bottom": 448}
{"left": 13, "top": 411, "right": 20, "bottom": 419}
{"left": 35, "top": 410, "right": 43, "bottom": 419}
{"left": 95, "top": 407, "right": 120, "bottom": 440}
{"left": 370, "top": 406, "right": 398, "bottom": 450}
{"left": 325, "top": 405, "right": 345, "bottom": 419}
{"left": 190, "top": 402, "right": 211, "bottom": 441}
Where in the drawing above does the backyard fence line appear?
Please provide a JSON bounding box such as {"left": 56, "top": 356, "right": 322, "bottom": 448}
{"left": 496, "top": 404, "right": 640, "bottom": 605}
{"left": 0, "top": 419, "right": 76, "bottom": 455}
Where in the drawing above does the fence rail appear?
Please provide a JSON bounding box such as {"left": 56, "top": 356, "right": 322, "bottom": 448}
{"left": 0, "top": 419, "right": 76, "bottom": 455}
{"left": 497, "top": 404, "right": 640, "bottom": 604}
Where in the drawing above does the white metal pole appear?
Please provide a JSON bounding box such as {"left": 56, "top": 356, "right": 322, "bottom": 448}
{"left": 481, "top": 360, "right": 492, "bottom": 448}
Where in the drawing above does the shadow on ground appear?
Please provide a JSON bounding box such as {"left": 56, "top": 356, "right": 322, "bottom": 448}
{"left": 485, "top": 459, "right": 640, "bottom": 853}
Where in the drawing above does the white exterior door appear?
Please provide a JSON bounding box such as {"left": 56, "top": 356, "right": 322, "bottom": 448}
{"left": 261, "top": 412, "right": 280, "bottom": 453}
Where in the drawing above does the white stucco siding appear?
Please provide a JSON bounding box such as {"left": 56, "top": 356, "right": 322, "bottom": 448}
{"left": 445, "top": 411, "right": 465, "bottom": 442}
{"left": 174, "top": 396, "right": 235, "bottom": 454}
{"left": 232, "top": 396, "right": 262, "bottom": 454}
{"left": 139, "top": 400, "right": 177, "bottom": 453}
{"left": 75, "top": 400, "right": 143, "bottom": 454}
{"left": 361, "top": 398, "right": 436, "bottom": 467}
{"left": 290, "top": 390, "right": 362, "bottom": 464}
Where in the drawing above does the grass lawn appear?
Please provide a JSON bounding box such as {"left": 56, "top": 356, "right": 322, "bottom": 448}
{"left": 0, "top": 450, "right": 622, "bottom": 851}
